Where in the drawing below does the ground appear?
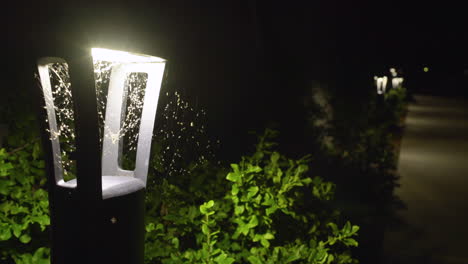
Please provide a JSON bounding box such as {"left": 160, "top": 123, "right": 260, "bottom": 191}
{"left": 384, "top": 95, "right": 468, "bottom": 264}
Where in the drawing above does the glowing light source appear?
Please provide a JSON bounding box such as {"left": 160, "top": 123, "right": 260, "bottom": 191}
{"left": 375, "top": 76, "right": 388, "bottom": 95}
{"left": 91, "top": 47, "right": 166, "bottom": 195}
{"left": 91, "top": 48, "right": 165, "bottom": 63}
{"left": 36, "top": 44, "right": 168, "bottom": 264}
{"left": 390, "top": 68, "right": 397, "bottom": 77}
{"left": 392, "top": 77, "right": 404, "bottom": 89}
{"left": 38, "top": 48, "right": 167, "bottom": 195}
{"left": 423, "top": 67, "right": 429, "bottom": 72}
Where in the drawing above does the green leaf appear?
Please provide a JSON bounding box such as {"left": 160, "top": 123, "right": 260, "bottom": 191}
{"left": 231, "top": 184, "right": 239, "bottom": 195}
{"left": 246, "top": 165, "right": 262, "bottom": 174}
{"left": 214, "top": 253, "right": 235, "bottom": 264}
{"left": 343, "top": 238, "right": 358, "bottom": 247}
{"left": 285, "top": 252, "right": 301, "bottom": 263}
{"left": 19, "top": 233, "right": 31, "bottom": 244}
{"left": 234, "top": 205, "right": 245, "bottom": 215}
{"left": 273, "top": 169, "right": 283, "bottom": 184}
{"left": 145, "top": 223, "right": 155, "bottom": 232}
{"left": 0, "top": 226, "right": 12, "bottom": 240}
{"left": 344, "top": 221, "right": 351, "bottom": 235}
{"left": 206, "top": 200, "right": 215, "bottom": 208}
{"left": 226, "top": 172, "right": 240, "bottom": 182}
{"left": 263, "top": 233, "right": 274, "bottom": 240}
{"left": 12, "top": 224, "right": 24, "bottom": 238}
{"left": 11, "top": 204, "right": 29, "bottom": 214}
{"left": 0, "top": 179, "right": 14, "bottom": 195}
{"left": 247, "top": 255, "right": 262, "bottom": 264}
{"left": 253, "top": 234, "right": 262, "bottom": 242}
{"left": 315, "top": 249, "right": 328, "bottom": 263}
{"left": 200, "top": 205, "right": 207, "bottom": 214}
{"left": 0, "top": 162, "right": 13, "bottom": 177}
{"left": 297, "top": 164, "right": 308, "bottom": 173}
{"left": 253, "top": 194, "right": 262, "bottom": 204}
{"left": 301, "top": 177, "right": 312, "bottom": 185}
{"left": 270, "top": 152, "right": 280, "bottom": 164}
{"left": 202, "top": 224, "right": 209, "bottom": 235}
{"left": 247, "top": 186, "right": 259, "bottom": 198}
{"left": 260, "top": 238, "right": 270, "bottom": 248}
{"left": 265, "top": 205, "right": 277, "bottom": 216}
{"left": 327, "top": 222, "right": 338, "bottom": 234}
{"left": 32, "top": 247, "right": 50, "bottom": 264}
{"left": 171, "top": 237, "right": 180, "bottom": 248}
{"left": 234, "top": 218, "right": 250, "bottom": 236}
{"left": 200, "top": 200, "right": 214, "bottom": 214}
{"left": 248, "top": 215, "right": 258, "bottom": 228}
{"left": 231, "top": 163, "right": 240, "bottom": 173}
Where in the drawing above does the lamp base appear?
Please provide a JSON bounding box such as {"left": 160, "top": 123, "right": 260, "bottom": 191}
{"left": 50, "top": 187, "right": 145, "bottom": 264}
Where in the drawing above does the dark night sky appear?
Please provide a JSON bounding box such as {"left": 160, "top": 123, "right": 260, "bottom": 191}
{"left": 372, "top": 1, "right": 468, "bottom": 69}
{"left": 5, "top": 1, "right": 467, "bottom": 77}
{"left": 3, "top": 0, "right": 468, "bottom": 159}
{"left": 5, "top": 0, "right": 467, "bottom": 85}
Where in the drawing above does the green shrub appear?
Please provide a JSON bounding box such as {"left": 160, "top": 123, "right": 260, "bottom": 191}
{"left": 0, "top": 88, "right": 361, "bottom": 264}
{"left": 144, "top": 129, "right": 359, "bottom": 264}
{"left": 312, "top": 85, "right": 407, "bottom": 263}
{"left": 0, "top": 109, "right": 50, "bottom": 264}
{"left": 384, "top": 87, "right": 407, "bottom": 126}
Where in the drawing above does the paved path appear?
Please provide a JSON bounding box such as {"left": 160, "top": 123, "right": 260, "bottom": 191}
{"left": 384, "top": 95, "right": 468, "bottom": 264}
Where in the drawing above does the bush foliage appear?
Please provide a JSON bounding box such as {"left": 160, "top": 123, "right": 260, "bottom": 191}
{"left": 0, "top": 94, "right": 50, "bottom": 264}
{"left": 0, "top": 83, "right": 407, "bottom": 264}
{"left": 144, "top": 129, "right": 359, "bottom": 264}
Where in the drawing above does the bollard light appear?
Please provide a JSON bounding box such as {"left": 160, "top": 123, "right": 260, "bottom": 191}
{"left": 375, "top": 76, "right": 388, "bottom": 95}
{"left": 391, "top": 77, "right": 404, "bottom": 89}
{"left": 35, "top": 47, "right": 166, "bottom": 264}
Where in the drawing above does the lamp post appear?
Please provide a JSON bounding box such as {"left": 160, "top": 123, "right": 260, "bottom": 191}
{"left": 375, "top": 76, "right": 388, "bottom": 95}
{"left": 389, "top": 68, "right": 404, "bottom": 89}
{"left": 33, "top": 46, "right": 166, "bottom": 264}
{"left": 391, "top": 77, "right": 404, "bottom": 89}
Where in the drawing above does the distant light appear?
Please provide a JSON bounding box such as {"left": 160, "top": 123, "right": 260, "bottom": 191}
{"left": 375, "top": 76, "right": 388, "bottom": 95}
{"left": 91, "top": 48, "right": 165, "bottom": 63}
{"left": 392, "top": 77, "right": 404, "bottom": 89}
{"left": 390, "top": 68, "right": 397, "bottom": 77}
{"left": 423, "top": 67, "right": 429, "bottom": 72}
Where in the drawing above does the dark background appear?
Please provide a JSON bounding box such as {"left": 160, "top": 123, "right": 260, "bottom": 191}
{"left": 3, "top": 0, "right": 468, "bottom": 160}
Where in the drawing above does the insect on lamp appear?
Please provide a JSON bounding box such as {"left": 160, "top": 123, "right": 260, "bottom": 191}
{"left": 34, "top": 47, "right": 166, "bottom": 264}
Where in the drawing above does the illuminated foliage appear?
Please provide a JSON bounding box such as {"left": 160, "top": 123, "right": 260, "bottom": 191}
{"left": 144, "top": 130, "right": 360, "bottom": 264}
{"left": 0, "top": 92, "right": 51, "bottom": 264}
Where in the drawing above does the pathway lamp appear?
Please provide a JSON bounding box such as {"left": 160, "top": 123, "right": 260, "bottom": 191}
{"left": 391, "top": 77, "right": 404, "bottom": 89}
{"left": 375, "top": 76, "right": 388, "bottom": 95}
{"left": 34, "top": 46, "right": 166, "bottom": 264}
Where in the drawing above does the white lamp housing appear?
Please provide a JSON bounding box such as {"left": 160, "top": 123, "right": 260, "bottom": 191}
{"left": 96, "top": 48, "right": 166, "bottom": 199}
{"left": 37, "top": 48, "right": 166, "bottom": 199}
{"left": 375, "top": 76, "right": 388, "bottom": 95}
{"left": 391, "top": 77, "right": 404, "bottom": 89}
